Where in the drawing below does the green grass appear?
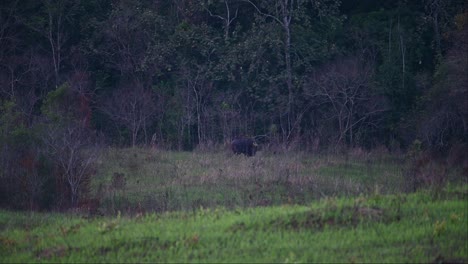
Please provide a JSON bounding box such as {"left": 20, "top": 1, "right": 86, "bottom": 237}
{"left": 92, "top": 148, "right": 412, "bottom": 214}
{"left": 1, "top": 185, "right": 466, "bottom": 263}
{"left": 3, "top": 147, "right": 465, "bottom": 262}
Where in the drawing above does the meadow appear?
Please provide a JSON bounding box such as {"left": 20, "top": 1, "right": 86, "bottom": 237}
{"left": 92, "top": 147, "right": 410, "bottom": 215}
{"left": 1, "top": 185, "right": 466, "bottom": 262}
{"left": 1, "top": 147, "right": 467, "bottom": 262}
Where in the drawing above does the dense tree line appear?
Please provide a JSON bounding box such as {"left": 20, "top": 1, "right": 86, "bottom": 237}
{"left": 0, "top": 0, "right": 466, "bottom": 209}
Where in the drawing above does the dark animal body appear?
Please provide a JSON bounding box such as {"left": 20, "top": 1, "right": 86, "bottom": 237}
{"left": 231, "top": 138, "right": 258, "bottom": 156}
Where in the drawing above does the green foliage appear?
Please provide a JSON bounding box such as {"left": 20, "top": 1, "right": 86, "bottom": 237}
{"left": 0, "top": 83, "right": 100, "bottom": 210}
{"left": 0, "top": 100, "right": 49, "bottom": 210}
{"left": 1, "top": 0, "right": 466, "bottom": 158}
{"left": 0, "top": 100, "right": 28, "bottom": 147}
{"left": 414, "top": 11, "right": 468, "bottom": 148}
{"left": 41, "top": 83, "right": 70, "bottom": 122}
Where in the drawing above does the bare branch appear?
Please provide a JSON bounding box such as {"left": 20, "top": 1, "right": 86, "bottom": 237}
{"left": 242, "top": 0, "right": 283, "bottom": 25}
{"left": 305, "top": 56, "right": 387, "bottom": 147}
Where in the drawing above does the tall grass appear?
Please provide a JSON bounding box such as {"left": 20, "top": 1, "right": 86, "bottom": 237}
{"left": 90, "top": 147, "right": 413, "bottom": 215}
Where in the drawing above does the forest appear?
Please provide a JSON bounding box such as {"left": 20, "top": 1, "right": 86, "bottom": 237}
{"left": 0, "top": 0, "right": 467, "bottom": 211}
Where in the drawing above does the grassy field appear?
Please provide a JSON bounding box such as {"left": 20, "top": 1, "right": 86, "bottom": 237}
{"left": 1, "top": 148, "right": 466, "bottom": 262}
{"left": 92, "top": 147, "right": 411, "bottom": 214}
{"left": 1, "top": 185, "right": 466, "bottom": 262}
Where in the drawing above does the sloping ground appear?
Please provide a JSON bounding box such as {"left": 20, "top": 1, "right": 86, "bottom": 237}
{"left": 1, "top": 185, "right": 466, "bottom": 263}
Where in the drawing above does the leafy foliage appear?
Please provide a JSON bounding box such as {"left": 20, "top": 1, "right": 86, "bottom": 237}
{"left": 1, "top": 0, "right": 466, "bottom": 150}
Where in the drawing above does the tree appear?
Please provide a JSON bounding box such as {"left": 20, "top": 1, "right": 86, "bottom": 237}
{"left": 19, "top": 0, "right": 81, "bottom": 87}
{"left": 0, "top": 0, "right": 466, "bottom": 157}
{"left": 171, "top": 21, "right": 222, "bottom": 147}
{"left": 346, "top": 3, "right": 429, "bottom": 146}
{"left": 101, "top": 82, "right": 157, "bottom": 147}
{"left": 202, "top": 0, "right": 240, "bottom": 41}
{"left": 41, "top": 82, "right": 100, "bottom": 207}
{"left": 0, "top": 100, "right": 44, "bottom": 210}
{"left": 243, "top": 0, "right": 299, "bottom": 140}
{"left": 42, "top": 120, "right": 99, "bottom": 207}
{"left": 0, "top": 1, "right": 52, "bottom": 120}
{"left": 418, "top": 12, "right": 468, "bottom": 148}
{"left": 242, "top": 0, "right": 342, "bottom": 142}
{"left": 305, "top": 56, "right": 387, "bottom": 148}
{"left": 92, "top": 1, "right": 171, "bottom": 81}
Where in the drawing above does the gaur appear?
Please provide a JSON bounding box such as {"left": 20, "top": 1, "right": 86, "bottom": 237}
{"left": 231, "top": 138, "right": 258, "bottom": 156}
